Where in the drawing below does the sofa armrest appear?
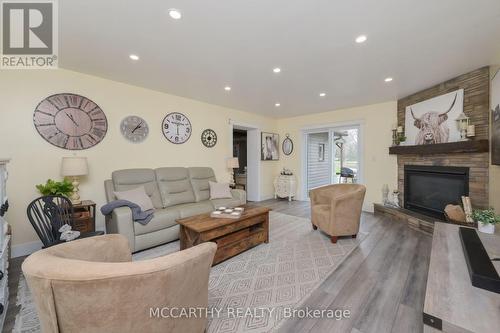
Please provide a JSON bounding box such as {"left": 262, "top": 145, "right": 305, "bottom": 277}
{"left": 105, "top": 206, "right": 136, "bottom": 252}
{"left": 231, "top": 189, "right": 247, "bottom": 205}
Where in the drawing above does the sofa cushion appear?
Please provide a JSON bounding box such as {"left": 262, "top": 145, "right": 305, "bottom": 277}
{"left": 175, "top": 201, "right": 214, "bottom": 218}
{"left": 133, "top": 208, "right": 180, "bottom": 236}
{"left": 210, "top": 198, "right": 243, "bottom": 209}
{"left": 113, "top": 186, "right": 154, "bottom": 212}
{"left": 189, "top": 167, "right": 217, "bottom": 202}
{"left": 155, "top": 168, "right": 196, "bottom": 207}
{"left": 112, "top": 169, "right": 163, "bottom": 209}
{"left": 209, "top": 181, "right": 232, "bottom": 199}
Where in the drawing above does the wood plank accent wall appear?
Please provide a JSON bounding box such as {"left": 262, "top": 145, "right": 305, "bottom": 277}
{"left": 397, "top": 67, "right": 490, "bottom": 140}
{"left": 395, "top": 67, "right": 490, "bottom": 209}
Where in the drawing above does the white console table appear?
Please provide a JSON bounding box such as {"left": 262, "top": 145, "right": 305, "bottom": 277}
{"left": 0, "top": 159, "right": 10, "bottom": 331}
{"left": 273, "top": 175, "right": 297, "bottom": 202}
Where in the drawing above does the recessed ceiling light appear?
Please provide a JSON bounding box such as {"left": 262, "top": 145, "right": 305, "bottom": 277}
{"left": 129, "top": 54, "right": 139, "bottom": 61}
{"left": 273, "top": 67, "right": 281, "bottom": 73}
{"left": 385, "top": 77, "right": 393, "bottom": 82}
{"left": 224, "top": 86, "right": 231, "bottom": 91}
{"left": 319, "top": 92, "right": 326, "bottom": 97}
{"left": 355, "top": 35, "right": 367, "bottom": 43}
{"left": 275, "top": 103, "right": 281, "bottom": 107}
{"left": 168, "top": 9, "right": 182, "bottom": 19}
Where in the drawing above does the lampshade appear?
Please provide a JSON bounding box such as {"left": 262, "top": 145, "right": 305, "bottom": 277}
{"left": 61, "top": 157, "right": 88, "bottom": 177}
{"left": 227, "top": 157, "right": 239, "bottom": 169}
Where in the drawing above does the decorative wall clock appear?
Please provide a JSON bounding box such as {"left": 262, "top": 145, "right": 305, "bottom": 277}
{"left": 201, "top": 129, "right": 217, "bottom": 148}
{"left": 121, "top": 116, "right": 149, "bottom": 143}
{"left": 33, "top": 93, "right": 108, "bottom": 150}
{"left": 162, "top": 112, "right": 192, "bottom": 144}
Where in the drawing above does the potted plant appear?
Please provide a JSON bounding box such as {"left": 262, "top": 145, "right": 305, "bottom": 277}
{"left": 36, "top": 179, "right": 74, "bottom": 197}
{"left": 472, "top": 208, "right": 500, "bottom": 234}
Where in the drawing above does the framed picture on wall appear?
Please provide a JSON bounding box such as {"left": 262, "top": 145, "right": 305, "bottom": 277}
{"left": 492, "top": 69, "right": 500, "bottom": 165}
{"left": 318, "top": 143, "right": 325, "bottom": 161}
{"left": 404, "top": 89, "right": 464, "bottom": 145}
{"left": 261, "top": 132, "right": 279, "bottom": 160}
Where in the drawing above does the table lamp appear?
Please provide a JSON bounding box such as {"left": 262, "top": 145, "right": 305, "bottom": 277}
{"left": 227, "top": 157, "right": 239, "bottom": 185}
{"left": 61, "top": 157, "right": 88, "bottom": 204}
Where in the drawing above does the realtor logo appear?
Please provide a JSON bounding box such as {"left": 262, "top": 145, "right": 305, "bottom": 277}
{"left": 1, "top": 0, "right": 58, "bottom": 69}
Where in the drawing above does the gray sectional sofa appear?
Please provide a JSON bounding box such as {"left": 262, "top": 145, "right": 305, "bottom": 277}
{"left": 104, "top": 167, "right": 246, "bottom": 252}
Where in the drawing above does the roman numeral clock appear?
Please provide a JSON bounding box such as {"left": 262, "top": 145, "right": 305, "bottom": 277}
{"left": 33, "top": 93, "right": 108, "bottom": 150}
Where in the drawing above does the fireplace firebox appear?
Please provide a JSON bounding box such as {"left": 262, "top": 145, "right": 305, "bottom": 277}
{"left": 404, "top": 165, "right": 469, "bottom": 220}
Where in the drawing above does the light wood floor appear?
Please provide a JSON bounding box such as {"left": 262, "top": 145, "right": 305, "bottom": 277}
{"left": 254, "top": 199, "right": 432, "bottom": 333}
{"left": 4, "top": 199, "right": 431, "bottom": 333}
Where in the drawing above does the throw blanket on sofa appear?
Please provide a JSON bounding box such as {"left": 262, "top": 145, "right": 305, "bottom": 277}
{"left": 100, "top": 200, "right": 154, "bottom": 225}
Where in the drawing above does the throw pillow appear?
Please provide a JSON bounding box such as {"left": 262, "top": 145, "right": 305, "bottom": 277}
{"left": 209, "top": 181, "right": 232, "bottom": 199}
{"left": 114, "top": 186, "right": 154, "bottom": 211}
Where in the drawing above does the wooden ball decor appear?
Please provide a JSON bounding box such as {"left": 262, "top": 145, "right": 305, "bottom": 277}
{"left": 33, "top": 93, "right": 108, "bottom": 150}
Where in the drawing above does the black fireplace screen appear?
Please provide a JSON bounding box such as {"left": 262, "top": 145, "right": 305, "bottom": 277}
{"left": 404, "top": 165, "right": 469, "bottom": 220}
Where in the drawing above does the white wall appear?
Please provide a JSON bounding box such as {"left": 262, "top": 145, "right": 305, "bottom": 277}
{"left": 276, "top": 101, "right": 398, "bottom": 212}
{"left": 0, "top": 69, "right": 278, "bottom": 252}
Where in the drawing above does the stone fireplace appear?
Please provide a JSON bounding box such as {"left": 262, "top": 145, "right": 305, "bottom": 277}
{"left": 375, "top": 67, "right": 490, "bottom": 234}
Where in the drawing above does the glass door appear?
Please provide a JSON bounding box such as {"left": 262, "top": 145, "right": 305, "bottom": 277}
{"left": 306, "top": 131, "right": 332, "bottom": 194}
{"left": 332, "top": 126, "right": 360, "bottom": 184}
{"left": 304, "top": 124, "right": 362, "bottom": 198}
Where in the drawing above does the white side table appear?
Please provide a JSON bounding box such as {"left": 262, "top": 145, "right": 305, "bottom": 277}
{"left": 274, "top": 175, "right": 297, "bottom": 202}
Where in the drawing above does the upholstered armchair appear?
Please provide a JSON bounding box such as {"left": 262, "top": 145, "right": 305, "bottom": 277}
{"left": 310, "top": 184, "right": 366, "bottom": 243}
{"left": 22, "top": 235, "right": 217, "bottom": 333}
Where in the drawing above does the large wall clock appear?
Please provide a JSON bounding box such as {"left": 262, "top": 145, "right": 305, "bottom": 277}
{"left": 121, "top": 116, "right": 149, "bottom": 143}
{"left": 201, "top": 129, "right": 217, "bottom": 148}
{"left": 33, "top": 93, "right": 108, "bottom": 150}
{"left": 162, "top": 112, "right": 192, "bottom": 144}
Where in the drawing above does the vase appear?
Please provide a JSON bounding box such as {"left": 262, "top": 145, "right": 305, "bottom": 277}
{"left": 382, "top": 184, "right": 389, "bottom": 205}
{"left": 478, "top": 222, "right": 495, "bottom": 234}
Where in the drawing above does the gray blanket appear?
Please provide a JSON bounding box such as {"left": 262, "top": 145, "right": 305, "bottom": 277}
{"left": 100, "top": 200, "right": 154, "bottom": 225}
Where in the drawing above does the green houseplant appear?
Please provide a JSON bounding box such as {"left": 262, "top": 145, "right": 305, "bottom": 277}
{"left": 36, "top": 179, "right": 74, "bottom": 197}
{"left": 472, "top": 208, "right": 500, "bottom": 234}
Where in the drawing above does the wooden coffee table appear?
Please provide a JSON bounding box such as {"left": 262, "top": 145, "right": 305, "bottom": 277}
{"left": 177, "top": 205, "right": 270, "bottom": 265}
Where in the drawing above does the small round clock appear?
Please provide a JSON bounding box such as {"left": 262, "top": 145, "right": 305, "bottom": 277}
{"left": 162, "top": 112, "right": 192, "bottom": 144}
{"left": 120, "top": 116, "right": 149, "bottom": 143}
{"left": 33, "top": 93, "right": 108, "bottom": 150}
{"left": 201, "top": 129, "right": 217, "bottom": 148}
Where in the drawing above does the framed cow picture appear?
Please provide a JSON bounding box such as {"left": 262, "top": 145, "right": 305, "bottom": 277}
{"left": 404, "top": 89, "right": 464, "bottom": 145}
{"left": 492, "top": 69, "right": 500, "bottom": 165}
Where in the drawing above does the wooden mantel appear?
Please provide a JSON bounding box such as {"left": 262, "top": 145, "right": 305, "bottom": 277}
{"left": 389, "top": 140, "right": 489, "bottom": 155}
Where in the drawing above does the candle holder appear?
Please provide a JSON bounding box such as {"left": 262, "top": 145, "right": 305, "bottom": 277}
{"left": 392, "top": 129, "right": 398, "bottom": 146}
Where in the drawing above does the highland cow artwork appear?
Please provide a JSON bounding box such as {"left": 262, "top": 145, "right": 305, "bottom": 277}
{"left": 405, "top": 89, "right": 464, "bottom": 145}
{"left": 492, "top": 70, "right": 500, "bottom": 165}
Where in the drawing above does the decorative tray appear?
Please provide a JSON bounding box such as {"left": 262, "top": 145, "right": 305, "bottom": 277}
{"left": 210, "top": 207, "right": 245, "bottom": 219}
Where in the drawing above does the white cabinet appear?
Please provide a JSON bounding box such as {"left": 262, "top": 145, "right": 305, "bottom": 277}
{"left": 0, "top": 159, "right": 10, "bottom": 331}
{"left": 273, "top": 175, "right": 297, "bottom": 202}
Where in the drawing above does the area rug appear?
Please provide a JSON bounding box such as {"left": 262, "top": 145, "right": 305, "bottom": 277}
{"left": 13, "top": 211, "right": 367, "bottom": 333}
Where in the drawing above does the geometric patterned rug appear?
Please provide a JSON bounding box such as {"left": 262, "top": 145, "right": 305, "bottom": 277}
{"left": 13, "top": 211, "right": 367, "bottom": 333}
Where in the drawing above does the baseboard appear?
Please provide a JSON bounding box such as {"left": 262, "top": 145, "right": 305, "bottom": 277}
{"left": 11, "top": 240, "right": 42, "bottom": 258}
{"left": 258, "top": 194, "right": 275, "bottom": 201}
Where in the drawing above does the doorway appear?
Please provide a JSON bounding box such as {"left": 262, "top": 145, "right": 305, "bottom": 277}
{"left": 230, "top": 122, "right": 261, "bottom": 202}
{"left": 302, "top": 123, "right": 363, "bottom": 198}
{"left": 233, "top": 129, "right": 247, "bottom": 187}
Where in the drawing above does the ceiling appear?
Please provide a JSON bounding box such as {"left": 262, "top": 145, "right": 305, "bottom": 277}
{"left": 59, "top": 0, "right": 500, "bottom": 118}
